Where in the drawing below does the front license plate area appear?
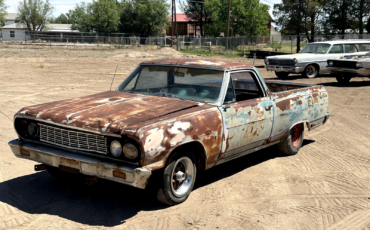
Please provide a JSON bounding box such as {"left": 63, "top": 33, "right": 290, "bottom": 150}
{"left": 275, "top": 66, "right": 283, "bottom": 72}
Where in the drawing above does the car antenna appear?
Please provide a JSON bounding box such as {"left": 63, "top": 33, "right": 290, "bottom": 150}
{"left": 110, "top": 65, "right": 118, "bottom": 91}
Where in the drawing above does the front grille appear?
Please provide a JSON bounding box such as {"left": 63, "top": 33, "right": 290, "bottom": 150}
{"left": 40, "top": 124, "right": 107, "bottom": 154}
{"left": 269, "top": 59, "right": 295, "bottom": 66}
{"left": 329, "top": 60, "right": 359, "bottom": 69}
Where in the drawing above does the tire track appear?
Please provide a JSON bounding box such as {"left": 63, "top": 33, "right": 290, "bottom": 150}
{"left": 328, "top": 210, "right": 370, "bottom": 230}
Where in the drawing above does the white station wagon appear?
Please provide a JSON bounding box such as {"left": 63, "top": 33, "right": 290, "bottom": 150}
{"left": 265, "top": 40, "right": 370, "bottom": 78}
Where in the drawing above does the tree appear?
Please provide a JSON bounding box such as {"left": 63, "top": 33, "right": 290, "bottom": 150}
{"left": 51, "top": 13, "right": 70, "bottom": 24}
{"left": 322, "top": 0, "right": 352, "bottom": 36}
{"left": 120, "top": 0, "right": 170, "bottom": 37}
{"left": 180, "top": 0, "right": 211, "bottom": 36}
{"left": 16, "top": 0, "right": 54, "bottom": 31}
{"left": 274, "top": 0, "right": 308, "bottom": 51}
{"left": 68, "top": 0, "right": 120, "bottom": 34}
{"left": 348, "top": 0, "right": 370, "bottom": 37}
{"left": 0, "top": 0, "right": 6, "bottom": 28}
{"left": 204, "top": 0, "right": 270, "bottom": 37}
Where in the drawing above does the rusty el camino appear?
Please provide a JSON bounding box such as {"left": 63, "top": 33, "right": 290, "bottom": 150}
{"left": 8, "top": 59, "right": 330, "bottom": 205}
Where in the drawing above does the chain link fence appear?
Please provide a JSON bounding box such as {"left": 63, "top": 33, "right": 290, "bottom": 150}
{"left": 2, "top": 32, "right": 370, "bottom": 57}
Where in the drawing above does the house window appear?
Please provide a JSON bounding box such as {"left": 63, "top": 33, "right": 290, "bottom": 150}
{"left": 10, "top": 31, "right": 15, "bottom": 38}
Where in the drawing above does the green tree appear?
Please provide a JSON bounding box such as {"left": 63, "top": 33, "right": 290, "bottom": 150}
{"left": 69, "top": 0, "right": 120, "bottom": 33}
{"left": 204, "top": 0, "right": 270, "bottom": 37}
{"left": 348, "top": 0, "right": 370, "bottom": 37}
{"left": 322, "top": 0, "right": 352, "bottom": 36}
{"left": 0, "top": 0, "right": 6, "bottom": 28}
{"left": 16, "top": 0, "right": 54, "bottom": 31}
{"left": 120, "top": 0, "right": 170, "bottom": 37}
{"left": 52, "top": 13, "right": 70, "bottom": 24}
{"left": 180, "top": 0, "right": 211, "bottom": 36}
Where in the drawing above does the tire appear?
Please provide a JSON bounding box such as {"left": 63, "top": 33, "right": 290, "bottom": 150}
{"left": 157, "top": 150, "right": 197, "bottom": 206}
{"left": 278, "top": 123, "right": 304, "bottom": 156}
{"left": 336, "top": 76, "right": 351, "bottom": 84}
{"left": 275, "top": 72, "right": 289, "bottom": 78}
{"left": 302, "top": 65, "right": 318, "bottom": 78}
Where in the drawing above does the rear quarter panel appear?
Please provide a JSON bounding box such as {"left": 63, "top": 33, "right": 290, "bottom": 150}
{"left": 270, "top": 85, "right": 329, "bottom": 142}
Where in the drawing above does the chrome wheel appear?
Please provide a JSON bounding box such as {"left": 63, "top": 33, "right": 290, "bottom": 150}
{"left": 170, "top": 156, "right": 195, "bottom": 197}
{"left": 305, "top": 65, "right": 317, "bottom": 78}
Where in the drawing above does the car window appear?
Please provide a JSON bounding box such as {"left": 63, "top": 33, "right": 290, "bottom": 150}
{"left": 356, "top": 43, "right": 370, "bottom": 51}
{"left": 344, "top": 44, "right": 358, "bottom": 53}
{"left": 230, "top": 72, "right": 264, "bottom": 102}
{"left": 224, "top": 77, "right": 236, "bottom": 103}
{"left": 299, "top": 43, "right": 331, "bottom": 54}
{"left": 329, "top": 44, "right": 343, "bottom": 54}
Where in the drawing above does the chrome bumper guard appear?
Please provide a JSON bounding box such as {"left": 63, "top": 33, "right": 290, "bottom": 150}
{"left": 8, "top": 139, "right": 152, "bottom": 189}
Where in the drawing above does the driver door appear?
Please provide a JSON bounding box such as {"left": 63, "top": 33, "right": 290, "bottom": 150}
{"left": 218, "top": 71, "right": 274, "bottom": 161}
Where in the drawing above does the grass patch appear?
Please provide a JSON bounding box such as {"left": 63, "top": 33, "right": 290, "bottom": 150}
{"left": 35, "top": 64, "right": 45, "bottom": 69}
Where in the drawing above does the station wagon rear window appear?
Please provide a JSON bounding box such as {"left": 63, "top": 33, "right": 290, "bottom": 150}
{"left": 117, "top": 66, "right": 224, "bottom": 102}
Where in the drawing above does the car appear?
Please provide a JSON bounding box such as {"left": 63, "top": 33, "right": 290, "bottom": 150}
{"left": 265, "top": 40, "right": 370, "bottom": 78}
{"left": 327, "top": 52, "right": 370, "bottom": 83}
{"left": 8, "top": 59, "right": 330, "bottom": 205}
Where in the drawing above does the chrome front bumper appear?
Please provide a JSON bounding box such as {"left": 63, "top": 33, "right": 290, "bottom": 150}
{"left": 266, "top": 65, "right": 304, "bottom": 73}
{"left": 327, "top": 66, "right": 370, "bottom": 77}
{"left": 8, "top": 139, "right": 152, "bottom": 189}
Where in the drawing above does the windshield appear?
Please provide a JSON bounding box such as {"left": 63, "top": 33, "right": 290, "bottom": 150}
{"left": 299, "top": 43, "right": 331, "bottom": 54}
{"left": 117, "top": 65, "right": 224, "bottom": 102}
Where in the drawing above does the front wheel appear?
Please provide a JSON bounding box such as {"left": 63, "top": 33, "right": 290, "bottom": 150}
{"left": 275, "top": 72, "right": 289, "bottom": 78}
{"left": 278, "top": 123, "right": 304, "bottom": 155}
{"left": 302, "top": 65, "right": 318, "bottom": 78}
{"left": 157, "top": 151, "right": 197, "bottom": 205}
{"left": 336, "top": 76, "right": 351, "bottom": 84}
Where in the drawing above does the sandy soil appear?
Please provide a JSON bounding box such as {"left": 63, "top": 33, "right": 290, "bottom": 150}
{"left": 1, "top": 46, "right": 370, "bottom": 230}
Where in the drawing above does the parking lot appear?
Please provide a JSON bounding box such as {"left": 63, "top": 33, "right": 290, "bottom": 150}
{"left": 1, "top": 46, "right": 370, "bottom": 230}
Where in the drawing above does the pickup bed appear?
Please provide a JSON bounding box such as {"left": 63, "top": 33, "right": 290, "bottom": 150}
{"left": 9, "top": 59, "right": 330, "bottom": 205}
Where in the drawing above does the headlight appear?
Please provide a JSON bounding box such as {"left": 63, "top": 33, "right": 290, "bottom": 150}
{"left": 265, "top": 58, "right": 269, "bottom": 65}
{"left": 123, "top": 143, "right": 139, "bottom": 159}
{"left": 356, "top": 63, "right": 362, "bottom": 68}
{"left": 329, "top": 61, "right": 333, "bottom": 66}
{"left": 27, "top": 123, "right": 38, "bottom": 137}
{"left": 110, "top": 140, "right": 122, "bottom": 157}
{"left": 293, "top": 58, "right": 298, "bottom": 65}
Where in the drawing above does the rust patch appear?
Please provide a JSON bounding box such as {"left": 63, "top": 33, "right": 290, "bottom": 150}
{"left": 60, "top": 157, "right": 79, "bottom": 166}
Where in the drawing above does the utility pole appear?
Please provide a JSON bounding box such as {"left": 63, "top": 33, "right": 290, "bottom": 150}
{"left": 226, "top": 0, "right": 231, "bottom": 50}
{"left": 171, "top": 0, "right": 174, "bottom": 47}
{"left": 200, "top": 3, "right": 203, "bottom": 36}
{"left": 174, "top": 0, "right": 179, "bottom": 51}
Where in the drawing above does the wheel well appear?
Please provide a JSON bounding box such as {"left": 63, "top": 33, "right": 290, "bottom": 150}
{"left": 168, "top": 142, "right": 207, "bottom": 172}
{"left": 306, "top": 63, "right": 320, "bottom": 72}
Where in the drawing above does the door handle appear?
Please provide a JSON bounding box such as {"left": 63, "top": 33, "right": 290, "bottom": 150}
{"left": 265, "top": 105, "right": 273, "bottom": 111}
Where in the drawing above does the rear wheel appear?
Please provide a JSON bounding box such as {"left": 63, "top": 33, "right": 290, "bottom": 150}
{"left": 275, "top": 72, "right": 289, "bottom": 78}
{"left": 278, "top": 123, "right": 304, "bottom": 155}
{"left": 302, "top": 65, "right": 318, "bottom": 78}
{"left": 157, "top": 150, "right": 197, "bottom": 205}
{"left": 336, "top": 76, "right": 351, "bottom": 84}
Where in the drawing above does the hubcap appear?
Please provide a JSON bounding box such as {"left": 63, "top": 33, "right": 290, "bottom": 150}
{"left": 306, "top": 66, "right": 317, "bottom": 78}
{"left": 171, "top": 157, "right": 195, "bottom": 197}
{"left": 291, "top": 124, "right": 302, "bottom": 148}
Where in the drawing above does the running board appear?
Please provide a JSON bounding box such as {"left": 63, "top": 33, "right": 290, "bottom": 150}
{"left": 215, "top": 140, "right": 280, "bottom": 166}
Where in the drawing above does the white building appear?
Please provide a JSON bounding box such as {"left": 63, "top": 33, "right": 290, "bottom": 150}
{"left": 4, "top": 13, "right": 19, "bottom": 26}
{"left": 1, "top": 23, "right": 76, "bottom": 41}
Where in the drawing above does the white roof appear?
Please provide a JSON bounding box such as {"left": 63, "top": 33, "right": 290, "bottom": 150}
{"left": 5, "top": 13, "right": 18, "bottom": 20}
{"left": 2, "top": 23, "right": 73, "bottom": 31}
{"left": 311, "top": 40, "right": 370, "bottom": 45}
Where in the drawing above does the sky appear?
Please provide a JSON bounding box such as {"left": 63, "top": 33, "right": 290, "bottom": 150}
{"left": 5, "top": 0, "right": 281, "bottom": 20}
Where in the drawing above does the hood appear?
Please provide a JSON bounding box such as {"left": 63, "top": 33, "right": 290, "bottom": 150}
{"left": 17, "top": 91, "right": 212, "bottom": 135}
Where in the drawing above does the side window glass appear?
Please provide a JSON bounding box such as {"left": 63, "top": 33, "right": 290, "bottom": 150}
{"left": 356, "top": 43, "right": 370, "bottom": 51}
{"left": 344, "top": 44, "right": 357, "bottom": 53}
{"left": 329, "top": 45, "right": 343, "bottom": 54}
{"left": 230, "top": 72, "right": 263, "bottom": 102}
{"left": 224, "top": 77, "right": 236, "bottom": 103}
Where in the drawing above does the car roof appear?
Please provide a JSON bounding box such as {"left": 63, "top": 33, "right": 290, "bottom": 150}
{"left": 140, "top": 59, "right": 254, "bottom": 70}
{"left": 310, "top": 40, "right": 370, "bottom": 45}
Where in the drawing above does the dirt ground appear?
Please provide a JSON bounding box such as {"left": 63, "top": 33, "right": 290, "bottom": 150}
{"left": 1, "top": 46, "right": 370, "bottom": 230}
